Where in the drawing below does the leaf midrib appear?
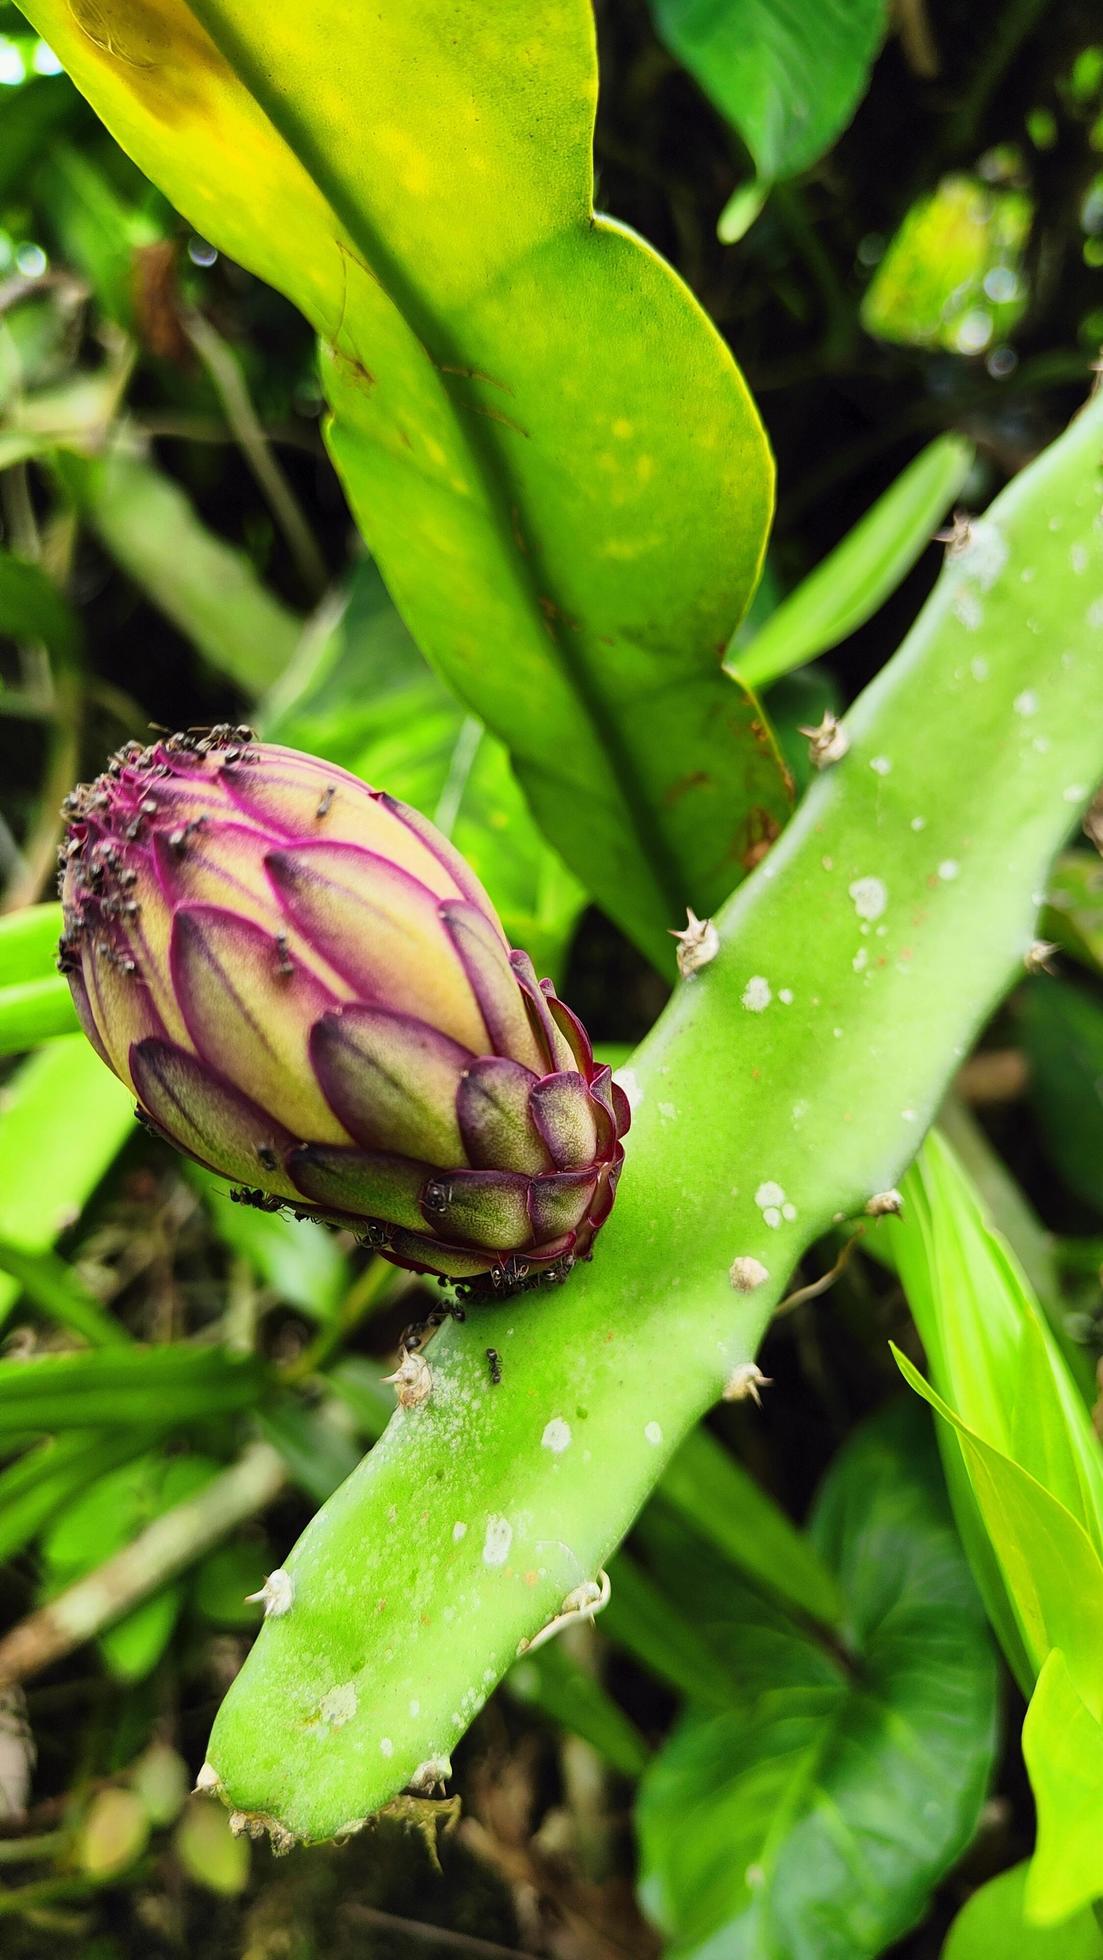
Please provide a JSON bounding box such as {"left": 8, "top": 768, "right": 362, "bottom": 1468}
{"left": 185, "top": 0, "right": 689, "bottom": 940}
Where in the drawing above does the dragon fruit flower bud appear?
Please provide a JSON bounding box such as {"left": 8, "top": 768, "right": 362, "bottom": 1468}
{"left": 58, "top": 729, "right": 629, "bottom": 1285}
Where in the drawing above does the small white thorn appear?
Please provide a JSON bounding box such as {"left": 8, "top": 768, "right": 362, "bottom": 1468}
{"left": 934, "top": 510, "right": 974, "bottom": 555}
{"left": 193, "top": 1761, "right": 221, "bottom": 1795}
{"left": 865, "top": 1189, "right": 904, "bottom": 1217}
{"left": 383, "top": 1347, "right": 432, "bottom": 1409}
{"left": 729, "top": 1255, "right": 770, "bottom": 1293}
{"left": 797, "top": 711, "right": 849, "bottom": 770}
{"left": 1024, "top": 939, "right": 1059, "bottom": 975}
{"left": 244, "top": 1568, "right": 294, "bottom": 1617}
{"left": 333, "top": 1816, "right": 369, "bottom": 1844}
{"left": 723, "top": 1362, "right": 773, "bottom": 1405}
{"left": 669, "top": 907, "right": 719, "bottom": 979}
{"left": 517, "top": 1569, "right": 612, "bottom": 1656}
{"left": 408, "top": 1755, "right": 453, "bottom": 1796}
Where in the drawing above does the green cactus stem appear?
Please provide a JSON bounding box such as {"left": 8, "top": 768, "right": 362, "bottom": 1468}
{"left": 205, "top": 395, "right": 1103, "bottom": 1843}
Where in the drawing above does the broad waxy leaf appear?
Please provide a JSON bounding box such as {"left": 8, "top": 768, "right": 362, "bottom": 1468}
{"left": 602, "top": 1550, "right": 741, "bottom": 1707}
{"left": 652, "top": 0, "right": 888, "bottom": 187}
{"left": 635, "top": 1407, "right": 996, "bottom": 1960}
{"left": 23, "top": 0, "right": 786, "bottom": 969}
{"left": 200, "top": 397, "right": 1103, "bottom": 1844}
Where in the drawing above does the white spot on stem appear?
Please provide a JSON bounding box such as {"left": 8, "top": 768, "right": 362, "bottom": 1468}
{"left": 541, "top": 1418, "right": 572, "bottom": 1454}
{"left": 483, "top": 1515, "right": 513, "bottom": 1566}
{"left": 849, "top": 876, "right": 887, "bottom": 921}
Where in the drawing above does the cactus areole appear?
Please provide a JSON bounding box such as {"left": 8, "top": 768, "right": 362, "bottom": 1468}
{"left": 58, "top": 730, "right": 629, "bottom": 1287}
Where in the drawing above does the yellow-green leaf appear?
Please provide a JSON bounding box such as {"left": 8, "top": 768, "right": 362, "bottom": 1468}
{"left": 892, "top": 1347, "right": 1103, "bottom": 1719}
{"left": 942, "top": 1858, "right": 1103, "bottom": 1958}
{"left": 21, "top": 0, "right": 786, "bottom": 967}
{"left": 1022, "top": 1649, "right": 1103, "bottom": 1927}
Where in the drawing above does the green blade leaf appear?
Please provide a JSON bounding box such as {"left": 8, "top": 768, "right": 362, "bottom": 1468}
{"left": 0, "top": 1345, "right": 267, "bottom": 1433}
{"left": 657, "top": 1422, "right": 844, "bottom": 1628}
{"left": 256, "top": 1403, "right": 360, "bottom": 1505}
{"left": 188, "top": 1165, "right": 347, "bottom": 1324}
{"left": 635, "top": 1406, "right": 997, "bottom": 1959}
{"left": 892, "top": 1347, "right": 1103, "bottom": 1714}
{"left": 1021, "top": 1649, "right": 1103, "bottom": 1928}
{"left": 200, "top": 393, "right": 1103, "bottom": 1846}
{"left": 508, "top": 1641, "right": 649, "bottom": 1779}
{"left": 892, "top": 1130, "right": 1103, "bottom": 1553}
{"left": 0, "top": 73, "right": 79, "bottom": 204}
{"left": 0, "top": 1240, "right": 129, "bottom": 1347}
{"left": 651, "top": 0, "right": 889, "bottom": 185}
{"left": 0, "top": 1036, "right": 136, "bottom": 1329}
{"left": 56, "top": 447, "right": 302, "bottom": 691}
{"left": 0, "top": 549, "right": 82, "bottom": 663}
{"left": 734, "top": 435, "right": 975, "bottom": 690}
{"left": 39, "top": 1452, "right": 221, "bottom": 1681}
{"left": 602, "top": 1551, "right": 740, "bottom": 1707}
{"left": 0, "top": 899, "right": 75, "bottom": 1064}
{"left": 0, "top": 1427, "right": 162, "bottom": 1564}
{"left": 44, "top": 143, "right": 164, "bottom": 329}
{"left": 0, "top": 903, "right": 63, "bottom": 987}
{"left": 0, "top": 978, "right": 79, "bottom": 1054}
{"left": 23, "top": 0, "right": 786, "bottom": 967}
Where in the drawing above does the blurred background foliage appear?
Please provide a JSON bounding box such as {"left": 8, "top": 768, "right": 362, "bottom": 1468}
{"left": 0, "top": 0, "right": 1101, "bottom": 1953}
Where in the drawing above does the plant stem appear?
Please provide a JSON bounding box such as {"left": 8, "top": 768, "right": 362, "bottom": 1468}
{"left": 186, "top": 311, "right": 328, "bottom": 600}
{"left": 280, "top": 1256, "right": 397, "bottom": 1386}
